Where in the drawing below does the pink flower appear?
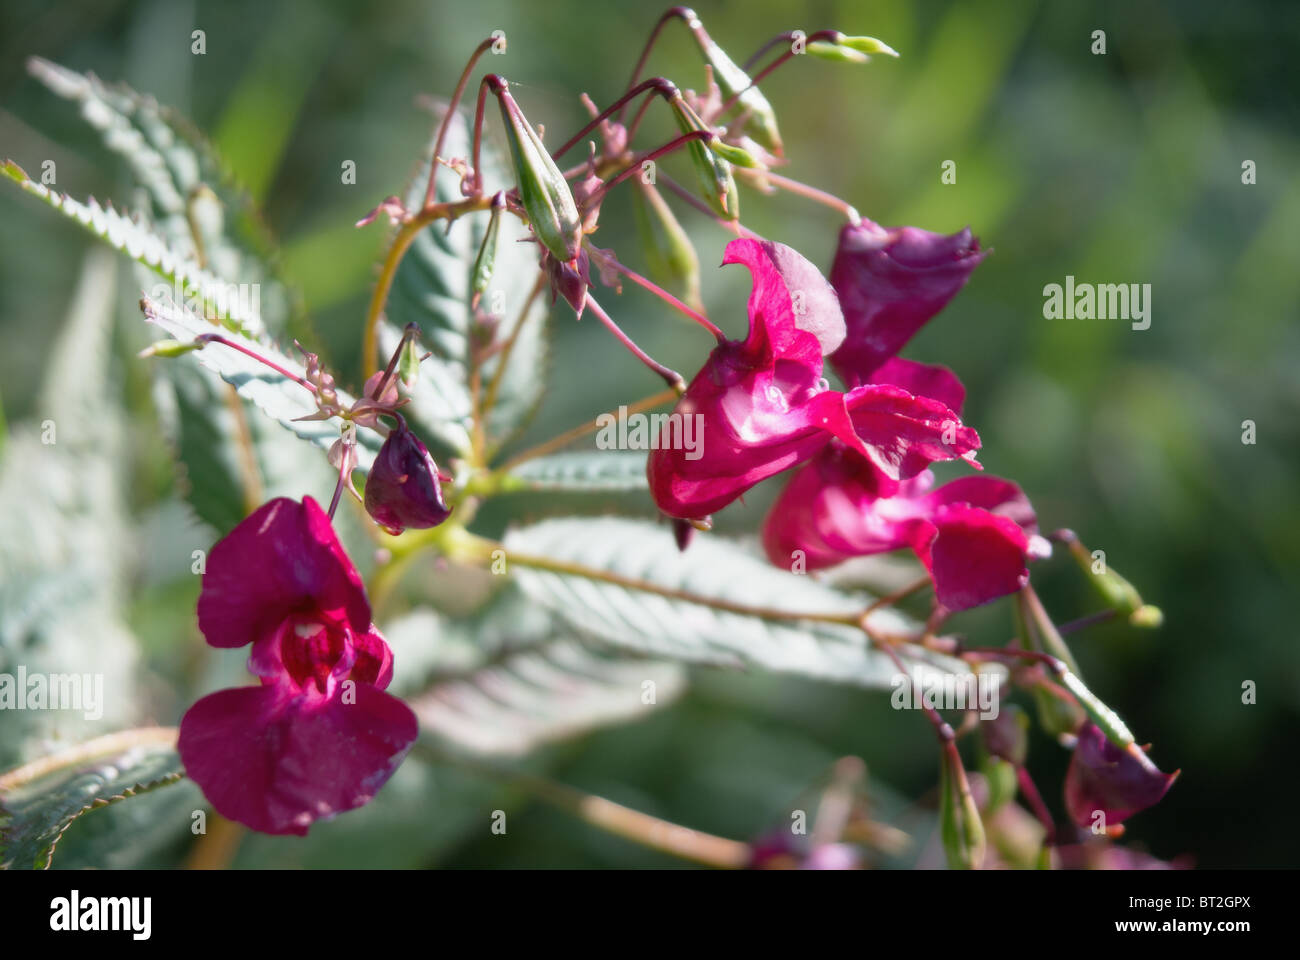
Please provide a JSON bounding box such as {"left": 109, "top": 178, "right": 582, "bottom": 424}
{"left": 1064, "top": 723, "right": 1178, "bottom": 830}
{"left": 763, "top": 446, "right": 1046, "bottom": 611}
{"left": 828, "top": 219, "right": 986, "bottom": 386}
{"left": 647, "top": 238, "right": 979, "bottom": 520}
{"left": 178, "top": 497, "right": 417, "bottom": 836}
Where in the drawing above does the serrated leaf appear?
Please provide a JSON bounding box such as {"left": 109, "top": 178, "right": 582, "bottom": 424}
{"left": 381, "top": 108, "right": 547, "bottom": 459}
{"left": 0, "top": 251, "right": 142, "bottom": 766}
{"left": 27, "top": 57, "right": 299, "bottom": 334}
{"left": 141, "top": 294, "right": 382, "bottom": 469}
{"left": 505, "top": 451, "right": 649, "bottom": 492}
{"left": 413, "top": 641, "right": 685, "bottom": 756}
{"left": 504, "top": 517, "right": 976, "bottom": 689}
{"left": 0, "top": 731, "right": 184, "bottom": 869}
{"left": 2, "top": 161, "right": 263, "bottom": 335}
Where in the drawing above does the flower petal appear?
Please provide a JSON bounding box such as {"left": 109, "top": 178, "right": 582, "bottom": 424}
{"left": 178, "top": 681, "right": 417, "bottom": 836}
{"left": 197, "top": 497, "right": 371, "bottom": 649}
{"left": 829, "top": 219, "right": 985, "bottom": 384}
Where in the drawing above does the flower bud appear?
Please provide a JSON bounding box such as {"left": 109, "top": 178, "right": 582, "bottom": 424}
{"left": 364, "top": 419, "right": 452, "bottom": 535}
{"left": 491, "top": 76, "right": 583, "bottom": 263}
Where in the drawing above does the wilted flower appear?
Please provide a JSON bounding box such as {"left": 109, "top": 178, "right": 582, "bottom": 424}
{"left": 647, "top": 238, "right": 979, "bottom": 520}
{"left": 1064, "top": 723, "right": 1178, "bottom": 830}
{"left": 178, "top": 497, "right": 417, "bottom": 835}
{"left": 829, "top": 219, "right": 986, "bottom": 386}
{"left": 364, "top": 416, "right": 453, "bottom": 535}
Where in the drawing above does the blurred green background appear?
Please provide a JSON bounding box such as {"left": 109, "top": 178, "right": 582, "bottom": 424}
{"left": 1, "top": 0, "right": 1297, "bottom": 868}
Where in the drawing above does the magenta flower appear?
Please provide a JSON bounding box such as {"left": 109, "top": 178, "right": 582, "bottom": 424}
{"left": 364, "top": 416, "right": 453, "bottom": 535}
{"left": 828, "top": 218, "right": 986, "bottom": 386}
{"left": 647, "top": 238, "right": 979, "bottom": 520}
{"left": 178, "top": 496, "right": 417, "bottom": 836}
{"left": 763, "top": 447, "right": 1046, "bottom": 610}
{"left": 1064, "top": 723, "right": 1178, "bottom": 830}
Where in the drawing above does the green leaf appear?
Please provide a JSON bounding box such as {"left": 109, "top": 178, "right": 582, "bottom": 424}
{"left": 27, "top": 57, "right": 300, "bottom": 335}
{"left": 381, "top": 108, "right": 547, "bottom": 460}
{"left": 0, "top": 251, "right": 143, "bottom": 767}
{"left": 1, "top": 161, "right": 262, "bottom": 336}
{"left": 141, "top": 294, "right": 383, "bottom": 469}
{"left": 504, "top": 451, "right": 649, "bottom": 492}
{"left": 0, "top": 731, "right": 184, "bottom": 869}
{"left": 503, "top": 517, "right": 976, "bottom": 689}
{"left": 413, "top": 641, "right": 685, "bottom": 756}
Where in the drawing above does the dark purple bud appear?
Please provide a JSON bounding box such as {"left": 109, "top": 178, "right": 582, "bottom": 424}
{"left": 364, "top": 419, "right": 452, "bottom": 535}
{"left": 1064, "top": 723, "right": 1177, "bottom": 830}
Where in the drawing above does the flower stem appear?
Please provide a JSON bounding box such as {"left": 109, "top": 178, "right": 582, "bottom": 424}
{"left": 423, "top": 37, "right": 498, "bottom": 210}
{"left": 502, "top": 548, "right": 864, "bottom": 627}
{"left": 552, "top": 78, "right": 678, "bottom": 161}
{"left": 657, "top": 172, "right": 757, "bottom": 238}
{"left": 587, "top": 248, "right": 724, "bottom": 341}
{"left": 582, "top": 292, "right": 685, "bottom": 392}
{"left": 361, "top": 194, "right": 496, "bottom": 375}
{"left": 739, "top": 168, "right": 860, "bottom": 223}
{"left": 585, "top": 129, "right": 718, "bottom": 208}
{"left": 617, "top": 7, "right": 694, "bottom": 124}
{"left": 416, "top": 742, "right": 751, "bottom": 868}
{"left": 194, "top": 334, "right": 316, "bottom": 393}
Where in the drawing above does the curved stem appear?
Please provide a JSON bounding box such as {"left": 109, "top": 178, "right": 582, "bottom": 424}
{"left": 552, "top": 78, "right": 678, "bottom": 161}
{"left": 617, "top": 7, "right": 694, "bottom": 124}
{"left": 586, "top": 129, "right": 718, "bottom": 208}
{"left": 361, "top": 194, "right": 496, "bottom": 375}
{"left": 423, "top": 37, "right": 497, "bottom": 210}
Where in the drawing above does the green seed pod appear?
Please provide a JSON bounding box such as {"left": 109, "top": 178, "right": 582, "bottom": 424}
{"left": 471, "top": 192, "right": 506, "bottom": 310}
{"left": 669, "top": 94, "right": 739, "bottom": 220}
{"left": 684, "top": 13, "right": 784, "bottom": 156}
{"left": 493, "top": 77, "right": 583, "bottom": 262}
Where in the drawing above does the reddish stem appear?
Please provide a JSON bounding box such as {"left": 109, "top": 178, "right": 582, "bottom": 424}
{"left": 423, "top": 37, "right": 497, "bottom": 209}
{"left": 552, "top": 78, "right": 679, "bottom": 161}
{"left": 194, "top": 334, "right": 315, "bottom": 393}
{"left": 586, "top": 129, "right": 717, "bottom": 208}
{"left": 592, "top": 251, "right": 724, "bottom": 342}
{"left": 583, "top": 292, "right": 683, "bottom": 391}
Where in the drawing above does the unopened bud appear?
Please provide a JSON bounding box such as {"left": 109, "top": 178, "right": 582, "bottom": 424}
{"left": 364, "top": 418, "right": 453, "bottom": 535}
{"left": 669, "top": 94, "right": 739, "bottom": 220}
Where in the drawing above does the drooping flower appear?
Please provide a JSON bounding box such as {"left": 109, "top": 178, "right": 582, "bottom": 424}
{"left": 1064, "top": 723, "right": 1178, "bottom": 831}
{"left": 178, "top": 496, "right": 417, "bottom": 836}
{"left": 828, "top": 218, "right": 986, "bottom": 386}
{"left": 364, "top": 416, "right": 452, "bottom": 535}
{"left": 647, "top": 238, "right": 979, "bottom": 520}
{"left": 763, "top": 447, "right": 1047, "bottom": 610}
